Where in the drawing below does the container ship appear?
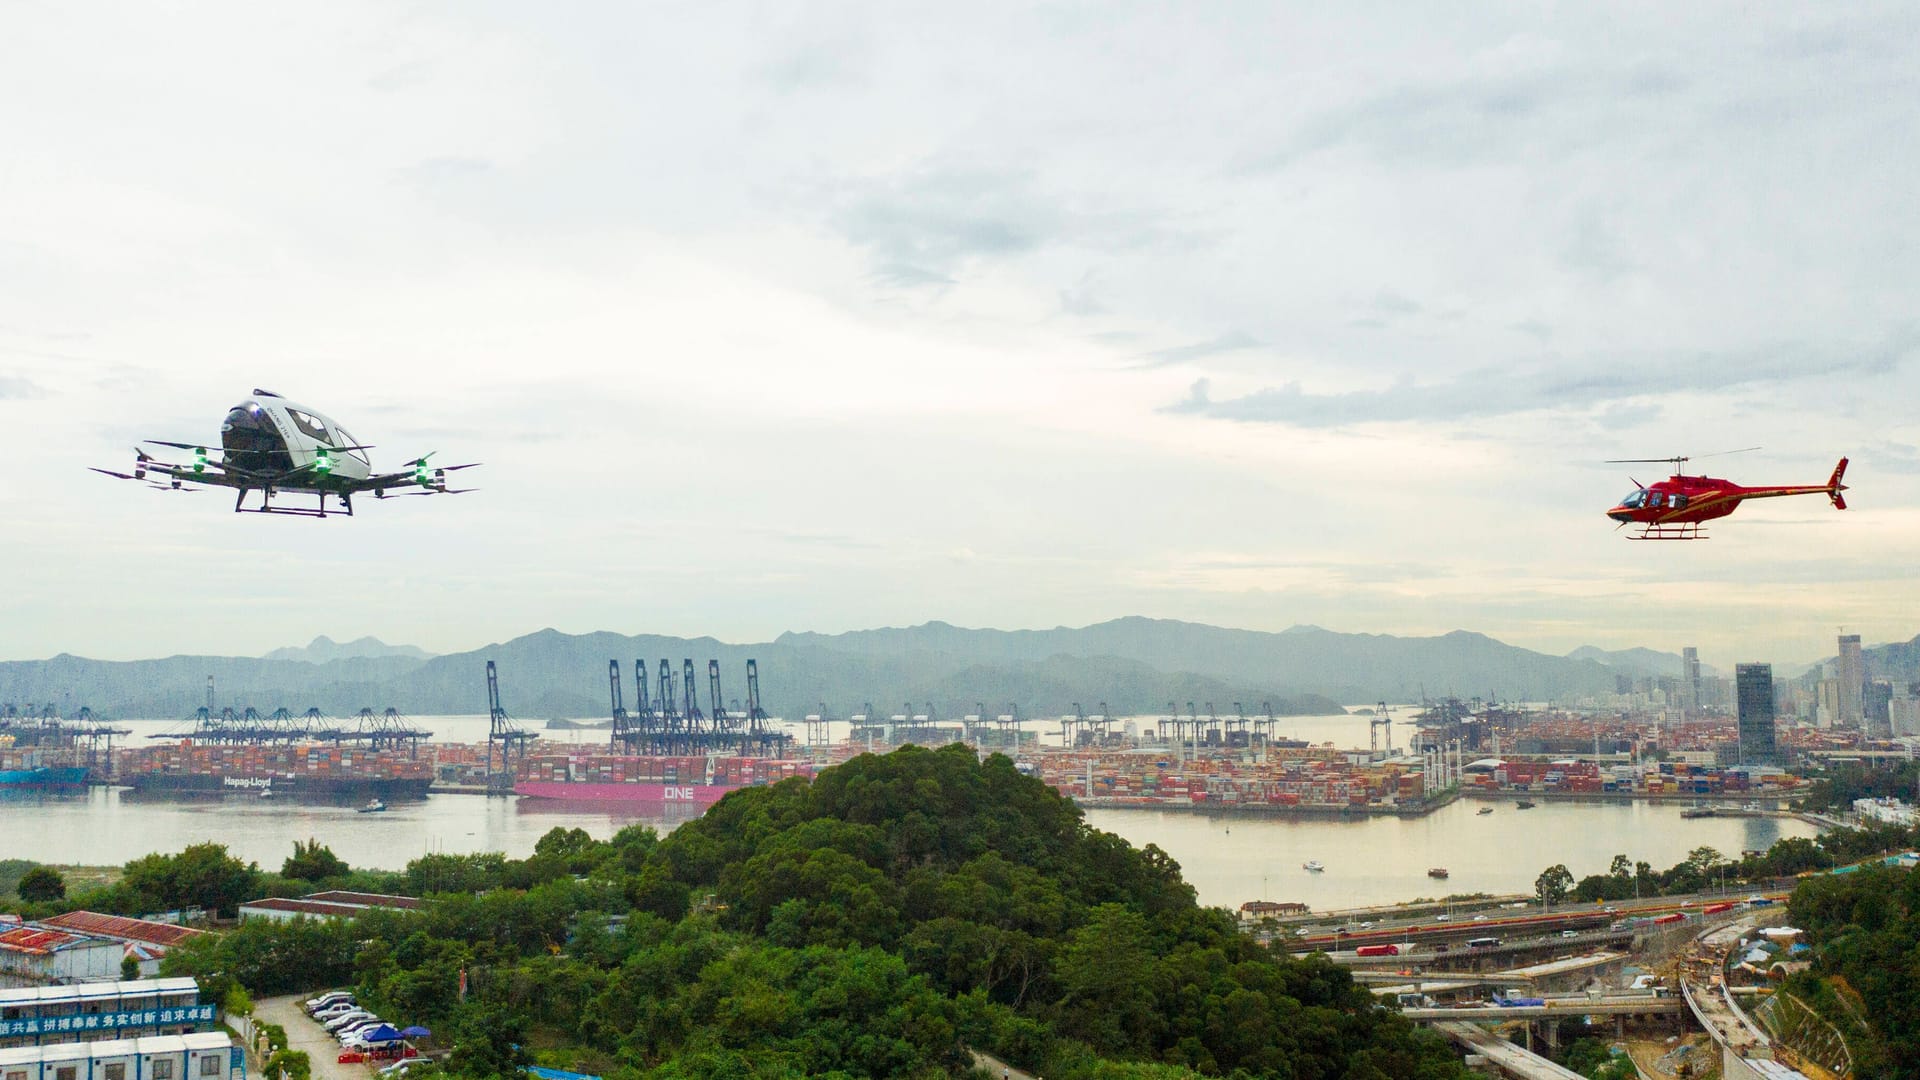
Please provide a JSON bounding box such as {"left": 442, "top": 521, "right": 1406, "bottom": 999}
{"left": 513, "top": 752, "right": 813, "bottom": 804}
{"left": 116, "top": 743, "right": 434, "bottom": 799}
{"left": 0, "top": 748, "right": 90, "bottom": 788}
{"left": 0, "top": 764, "right": 89, "bottom": 788}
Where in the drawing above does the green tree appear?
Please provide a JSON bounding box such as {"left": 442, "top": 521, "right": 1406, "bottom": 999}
{"left": 121, "top": 955, "right": 140, "bottom": 980}
{"left": 444, "top": 1001, "right": 530, "bottom": 1080}
{"left": 17, "top": 865, "right": 66, "bottom": 902}
{"left": 1535, "top": 865, "right": 1574, "bottom": 909}
{"left": 122, "top": 843, "right": 259, "bottom": 917}
{"left": 1608, "top": 854, "right": 1633, "bottom": 880}
{"left": 282, "top": 839, "right": 349, "bottom": 883}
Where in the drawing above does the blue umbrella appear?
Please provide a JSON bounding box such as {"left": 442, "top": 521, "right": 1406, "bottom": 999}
{"left": 399, "top": 1026, "right": 431, "bottom": 1039}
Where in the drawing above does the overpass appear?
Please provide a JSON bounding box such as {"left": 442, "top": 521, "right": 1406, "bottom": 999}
{"left": 1432, "top": 1022, "right": 1586, "bottom": 1080}
{"left": 1404, "top": 995, "right": 1683, "bottom": 1022}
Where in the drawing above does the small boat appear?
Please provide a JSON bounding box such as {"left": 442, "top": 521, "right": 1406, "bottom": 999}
{"left": 1303, "top": 860, "right": 1325, "bottom": 872}
{"left": 257, "top": 789, "right": 273, "bottom": 799}
{"left": 1681, "top": 804, "right": 1717, "bottom": 819}
{"left": 1477, "top": 807, "right": 1493, "bottom": 816}
{"left": 1515, "top": 800, "right": 1536, "bottom": 810}
{"left": 357, "top": 798, "right": 387, "bottom": 814}
{"left": 1427, "top": 867, "right": 1450, "bottom": 879}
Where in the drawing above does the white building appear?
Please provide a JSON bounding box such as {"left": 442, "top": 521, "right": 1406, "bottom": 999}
{"left": 1853, "top": 797, "right": 1920, "bottom": 828}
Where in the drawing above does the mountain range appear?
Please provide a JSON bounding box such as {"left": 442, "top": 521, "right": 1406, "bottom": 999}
{"left": 0, "top": 617, "right": 1698, "bottom": 722}
{"left": 262, "top": 635, "right": 435, "bottom": 663}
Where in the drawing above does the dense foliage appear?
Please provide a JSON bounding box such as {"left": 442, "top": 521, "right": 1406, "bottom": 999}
{"left": 1784, "top": 864, "right": 1920, "bottom": 1079}
{"left": 1533, "top": 822, "right": 1920, "bottom": 905}
{"left": 163, "top": 746, "right": 1467, "bottom": 1080}
{"left": 1797, "top": 760, "right": 1920, "bottom": 813}
{"left": 1, "top": 841, "right": 407, "bottom": 922}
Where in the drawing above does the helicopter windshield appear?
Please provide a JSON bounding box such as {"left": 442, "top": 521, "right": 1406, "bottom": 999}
{"left": 1619, "top": 489, "right": 1645, "bottom": 509}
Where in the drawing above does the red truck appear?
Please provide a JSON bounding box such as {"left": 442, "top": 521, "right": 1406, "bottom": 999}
{"left": 1653, "top": 912, "right": 1687, "bottom": 925}
{"left": 1701, "top": 902, "right": 1734, "bottom": 915}
{"left": 1355, "top": 944, "right": 1401, "bottom": 957}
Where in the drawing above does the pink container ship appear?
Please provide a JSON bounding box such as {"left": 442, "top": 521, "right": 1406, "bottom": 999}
{"left": 512, "top": 752, "right": 812, "bottom": 803}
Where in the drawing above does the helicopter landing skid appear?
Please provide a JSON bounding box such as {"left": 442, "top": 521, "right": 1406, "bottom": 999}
{"left": 1630, "top": 522, "right": 1705, "bottom": 540}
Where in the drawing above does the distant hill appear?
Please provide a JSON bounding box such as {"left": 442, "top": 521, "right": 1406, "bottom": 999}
{"left": 1564, "top": 644, "right": 1699, "bottom": 679}
{"left": 263, "top": 635, "right": 434, "bottom": 663}
{"left": 0, "top": 617, "right": 1636, "bottom": 721}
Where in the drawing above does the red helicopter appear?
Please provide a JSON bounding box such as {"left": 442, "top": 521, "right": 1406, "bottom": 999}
{"left": 1605, "top": 449, "right": 1848, "bottom": 540}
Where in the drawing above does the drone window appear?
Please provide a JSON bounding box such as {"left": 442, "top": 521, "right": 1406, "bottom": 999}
{"left": 286, "top": 409, "right": 330, "bottom": 442}
{"left": 333, "top": 426, "right": 370, "bottom": 464}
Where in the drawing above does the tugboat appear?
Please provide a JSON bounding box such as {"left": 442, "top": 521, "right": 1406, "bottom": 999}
{"left": 1515, "top": 799, "right": 1536, "bottom": 810}
{"left": 357, "top": 798, "right": 387, "bottom": 813}
{"left": 1303, "top": 860, "right": 1325, "bottom": 872}
{"left": 1427, "top": 867, "right": 1450, "bottom": 879}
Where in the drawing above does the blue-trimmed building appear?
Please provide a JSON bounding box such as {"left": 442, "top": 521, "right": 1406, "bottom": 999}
{"left": 0, "top": 1031, "right": 240, "bottom": 1080}
{"left": 0, "top": 982, "right": 209, "bottom": 1050}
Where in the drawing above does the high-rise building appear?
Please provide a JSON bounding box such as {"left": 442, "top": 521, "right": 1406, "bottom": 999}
{"left": 1681, "top": 646, "right": 1701, "bottom": 716}
{"left": 1838, "top": 634, "right": 1865, "bottom": 728}
{"left": 1736, "top": 663, "right": 1779, "bottom": 766}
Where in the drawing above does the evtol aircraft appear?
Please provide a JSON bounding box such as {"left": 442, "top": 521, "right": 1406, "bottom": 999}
{"left": 91, "top": 389, "right": 478, "bottom": 517}
{"left": 1604, "top": 450, "right": 1847, "bottom": 540}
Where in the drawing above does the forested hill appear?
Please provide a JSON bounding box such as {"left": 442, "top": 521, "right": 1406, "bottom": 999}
{"left": 149, "top": 746, "right": 1471, "bottom": 1079}
{"left": 0, "top": 616, "right": 1636, "bottom": 719}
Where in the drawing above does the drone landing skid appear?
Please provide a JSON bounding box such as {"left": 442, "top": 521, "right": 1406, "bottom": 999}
{"left": 1630, "top": 522, "right": 1705, "bottom": 541}
{"left": 232, "top": 487, "right": 354, "bottom": 518}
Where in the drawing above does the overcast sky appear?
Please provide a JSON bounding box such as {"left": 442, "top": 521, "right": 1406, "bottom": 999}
{"left": 4, "top": 3, "right": 1917, "bottom": 671}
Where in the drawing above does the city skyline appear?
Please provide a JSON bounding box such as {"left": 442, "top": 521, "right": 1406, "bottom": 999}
{"left": 5, "top": 5, "right": 1919, "bottom": 663}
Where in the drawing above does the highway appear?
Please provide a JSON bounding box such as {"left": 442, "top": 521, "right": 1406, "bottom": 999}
{"left": 1276, "top": 888, "right": 1789, "bottom": 953}
{"left": 1403, "top": 995, "right": 1683, "bottom": 1021}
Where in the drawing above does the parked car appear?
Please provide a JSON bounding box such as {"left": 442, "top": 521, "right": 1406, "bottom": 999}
{"left": 313, "top": 1003, "right": 361, "bottom": 1021}
{"left": 378, "top": 1061, "right": 419, "bottom": 1077}
{"left": 324, "top": 1011, "right": 375, "bottom": 1033}
{"left": 338, "top": 1020, "right": 389, "bottom": 1042}
{"left": 306, "top": 992, "right": 353, "bottom": 1012}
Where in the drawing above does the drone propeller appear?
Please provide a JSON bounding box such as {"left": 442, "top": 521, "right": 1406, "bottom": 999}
{"left": 90, "top": 467, "right": 139, "bottom": 481}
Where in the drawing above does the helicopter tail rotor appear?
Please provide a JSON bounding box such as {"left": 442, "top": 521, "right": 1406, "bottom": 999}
{"left": 1828, "top": 456, "right": 1849, "bottom": 510}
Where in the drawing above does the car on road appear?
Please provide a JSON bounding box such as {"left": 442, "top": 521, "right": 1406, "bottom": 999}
{"left": 1602, "top": 906, "right": 1618, "bottom": 914}
{"left": 1560, "top": 929, "right": 1578, "bottom": 938}
{"left": 1294, "top": 928, "right": 1311, "bottom": 937}
{"left": 1472, "top": 915, "right": 1489, "bottom": 922}
{"left": 1434, "top": 914, "right": 1451, "bottom": 922}
{"left": 1360, "top": 921, "right": 1375, "bottom": 929}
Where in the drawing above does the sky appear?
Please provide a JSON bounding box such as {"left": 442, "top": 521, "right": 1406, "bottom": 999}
{"left": 3, "top": 3, "right": 1918, "bottom": 671}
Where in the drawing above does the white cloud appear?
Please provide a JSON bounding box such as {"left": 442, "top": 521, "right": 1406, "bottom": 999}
{"left": 0, "top": 2, "right": 1916, "bottom": 667}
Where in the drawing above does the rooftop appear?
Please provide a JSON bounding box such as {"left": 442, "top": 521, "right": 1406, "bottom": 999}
{"left": 39, "top": 911, "right": 208, "bottom": 949}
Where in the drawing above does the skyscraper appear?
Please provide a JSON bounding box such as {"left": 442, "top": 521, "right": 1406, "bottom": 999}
{"left": 1681, "top": 646, "right": 1701, "bottom": 717}
{"left": 1736, "top": 663, "right": 1778, "bottom": 766}
{"left": 1838, "top": 634, "right": 1865, "bottom": 728}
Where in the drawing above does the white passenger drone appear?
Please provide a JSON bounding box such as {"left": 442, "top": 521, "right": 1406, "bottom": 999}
{"left": 91, "top": 389, "right": 478, "bottom": 517}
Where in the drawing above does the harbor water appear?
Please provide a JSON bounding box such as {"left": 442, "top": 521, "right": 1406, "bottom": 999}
{"left": 0, "top": 784, "right": 1816, "bottom": 911}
